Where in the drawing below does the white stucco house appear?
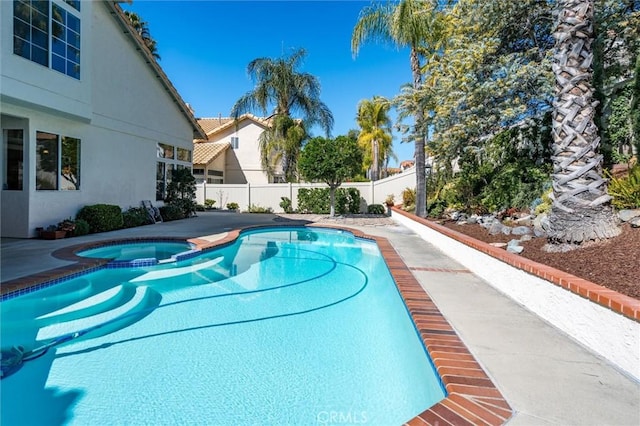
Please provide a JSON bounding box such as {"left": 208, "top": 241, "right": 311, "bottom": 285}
{"left": 193, "top": 114, "right": 285, "bottom": 185}
{"left": 1, "top": 0, "right": 205, "bottom": 238}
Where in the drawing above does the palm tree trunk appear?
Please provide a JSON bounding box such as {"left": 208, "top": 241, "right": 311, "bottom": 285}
{"left": 411, "top": 47, "right": 427, "bottom": 218}
{"left": 547, "top": 0, "right": 620, "bottom": 246}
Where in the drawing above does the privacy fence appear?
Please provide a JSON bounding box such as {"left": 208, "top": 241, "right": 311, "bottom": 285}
{"left": 195, "top": 167, "right": 417, "bottom": 212}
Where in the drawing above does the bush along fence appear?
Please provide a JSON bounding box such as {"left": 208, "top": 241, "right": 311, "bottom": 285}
{"left": 195, "top": 167, "right": 417, "bottom": 213}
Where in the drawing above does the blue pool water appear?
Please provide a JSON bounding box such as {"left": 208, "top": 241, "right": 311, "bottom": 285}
{"left": 77, "top": 241, "right": 194, "bottom": 262}
{"left": 1, "top": 227, "right": 445, "bottom": 425}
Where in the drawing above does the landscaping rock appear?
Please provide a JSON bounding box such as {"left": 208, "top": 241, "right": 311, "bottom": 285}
{"left": 501, "top": 226, "right": 512, "bottom": 235}
{"left": 489, "top": 242, "right": 508, "bottom": 248}
{"left": 630, "top": 216, "right": 640, "bottom": 228}
{"left": 488, "top": 220, "right": 504, "bottom": 235}
{"left": 515, "top": 215, "right": 534, "bottom": 226}
{"left": 467, "top": 215, "right": 480, "bottom": 224}
{"left": 519, "top": 234, "right": 533, "bottom": 242}
{"left": 618, "top": 209, "right": 640, "bottom": 222}
{"left": 506, "top": 239, "right": 524, "bottom": 254}
{"left": 512, "top": 225, "right": 532, "bottom": 236}
{"left": 533, "top": 227, "right": 547, "bottom": 237}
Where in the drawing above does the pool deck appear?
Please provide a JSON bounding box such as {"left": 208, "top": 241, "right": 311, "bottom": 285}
{"left": 1, "top": 211, "right": 639, "bottom": 425}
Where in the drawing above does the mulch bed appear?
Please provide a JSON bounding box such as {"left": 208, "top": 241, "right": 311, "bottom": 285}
{"left": 438, "top": 221, "right": 640, "bottom": 300}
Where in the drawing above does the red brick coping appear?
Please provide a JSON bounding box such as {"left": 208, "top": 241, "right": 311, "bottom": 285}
{"left": 392, "top": 207, "right": 640, "bottom": 322}
{"left": 0, "top": 225, "right": 512, "bottom": 425}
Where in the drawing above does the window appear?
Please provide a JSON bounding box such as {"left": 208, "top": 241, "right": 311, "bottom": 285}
{"left": 156, "top": 162, "right": 165, "bottom": 201}
{"left": 13, "top": 0, "right": 50, "bottom": 67}
{"left": 61, "top": 136, "right": 80, "bottom": 190}
{"left": 207, "top": 170, "right": 223, "bottom": 177}
{"left": 206, "top": 170, "right": 223, "bottom": 184}
{"left": 157, "top": 143, "right": 174, "bottom": 159}
{"left": 177, "top": 147, "right": 191, "bottom": 162}
{"left": 51, "top": 3, "right": 81, "bottom": 79}
{"left": 13, "top": 0, "right": 81, "bottom": 79}
{"left": 192, "top": 168, "right": 204, "bottom": 175}
{"left": 230, "top": 136, "right": 239, "bottom": 149}
{"left": 36, "top": 131, "right": 80, "bottom": 190}
{"left": 156, "top": 143, "right": 191, "bottom": 200}
{"left": 36, "top": 131, "right": 58, "bottom": 190}
{"left": 3, "top": 130, "right": 24, "bottom": 190}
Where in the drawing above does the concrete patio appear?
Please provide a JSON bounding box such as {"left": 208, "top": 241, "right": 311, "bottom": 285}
{"left": 1, "top": 211, "right": 638, "bottom": 425}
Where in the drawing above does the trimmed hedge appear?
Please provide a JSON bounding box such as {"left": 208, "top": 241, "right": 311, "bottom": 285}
{"left": 367, "top": 204, "right": 385, "bottom": 214}
{"left": 297, "top": 187, "right": 360, "bottom": 214}
{"left": 122, "top": 207, "right": 151, "bottom": 228}
{"left": 76, "top": 204, "right": 124, "bottom": 233}
{"left": 159, "top": 204, "right": 184, "bottom": 221}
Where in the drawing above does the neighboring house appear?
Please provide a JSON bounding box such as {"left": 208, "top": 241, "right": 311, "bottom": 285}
{"left": 1, "top": 1, "right": 205, "bottom": 238}
{"left": 194, "top": 114, "right": 282, "bottom": 185}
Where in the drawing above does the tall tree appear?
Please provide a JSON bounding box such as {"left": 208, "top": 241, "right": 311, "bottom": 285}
{"left": 231, "top": 48, "right": 334, "bottom": 182}
{"left": 299, "top": 136, "right": 363, "bottom": 217}
{"left": 356, "top": 96, "right": 393, "bottom": 181}
{"left": 352, "top": 0, "right": 444, "bottom": 217}
{"left": 124, "top": 11, "right": 161, "bottom": 60}
{"left": 547, "top": 0, "right": 620, "bottom": 246}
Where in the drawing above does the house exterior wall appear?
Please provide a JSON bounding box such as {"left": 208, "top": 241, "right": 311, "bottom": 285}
{"left": 208, "top": 119, "right": 270, "bottom": 184}
{"left": 1, "top": 1, "right": 195, "bottom": 238}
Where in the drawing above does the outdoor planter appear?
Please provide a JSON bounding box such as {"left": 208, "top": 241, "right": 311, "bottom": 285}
{"left": 39, "top": 230, "right": 67, "bottom": 240}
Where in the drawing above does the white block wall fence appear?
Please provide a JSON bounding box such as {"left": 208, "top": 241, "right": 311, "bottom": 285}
{"left": 196, "top": 167, "right": 418, "bottom": 212}
{"left": 392, "top": 209, "right": 640, "bottom": 382}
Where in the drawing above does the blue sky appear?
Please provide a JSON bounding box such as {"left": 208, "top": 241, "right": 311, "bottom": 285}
{"left": 122, "top": 1, "right": 415, "bottom": 166}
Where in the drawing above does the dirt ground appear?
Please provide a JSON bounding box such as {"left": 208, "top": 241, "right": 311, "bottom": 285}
{"left": 439, "top": 221, "right": 640, "bottom": 300}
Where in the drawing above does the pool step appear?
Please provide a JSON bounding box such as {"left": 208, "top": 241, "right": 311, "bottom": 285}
{"left": 130, "top": 256, "right": 224, "bottom": 283}
{"left": 35, "top": 285, "right": 161, "bottom": 344}
{"left": 1, "top": 278, "right": 94, "bottom": 320}
{"left": 36, "top": 284, "right": 137, "bottom": 326}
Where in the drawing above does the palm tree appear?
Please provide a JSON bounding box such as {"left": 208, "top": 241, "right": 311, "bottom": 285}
{"left": 356, "top": 96, "right": 393, "bottom": 181}
{"left": 124, "top": 11, "right": 161, "bottom": 60}
{"left": 547, "top": 0, "right": 620, "bottom": 246}
{"left": 352, "top": 0, "right": 443, "bottom": 217}
{"left": 230, "top": 48, "right": 334, "bottom": 182}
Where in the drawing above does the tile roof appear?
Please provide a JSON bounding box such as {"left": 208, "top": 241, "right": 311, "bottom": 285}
{"left": 197, "top": 114, "right": 271, "bottom": 139}
{"left": 193, "top": 141, "right": 230, "bottom": 165}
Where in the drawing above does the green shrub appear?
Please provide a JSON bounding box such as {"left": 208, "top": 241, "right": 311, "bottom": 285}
{"left": 607, "top": 165, "right": 640, "bottom": 209}
{"left": 247, "top": 204, "right": 273, "bottom": 213}
{"left": 402, "top": 187, "right": 416, "bottom": 207}
{"left": 159, "top": 204, "right": 184, "bottom": 221}
{"left": 76, "top": 204, "right": 124, "bottom": 233}
{"left": 195, "top": 204, "right": 205, "bottom": 212}
{"left": 280, "top": 197, "right": 293, "bottom": 213}
{"left": 297, "top": 188, "right": 360, "bottom": 214}
{"left": 122, "top": 207, "right": 150, "bottom": 228}
{"left": 367, "top": 204, "right": 385, "bottom": 214}
{"left": 204, "top": 199, "right": 216, "bottom": 209}
{"left": 72, "top": 219, "right": 90, "bottom": 236}
{"left": 226, "top": 202, "right": 239, "bottom": 210}
{"left": 534, "top": 187, "right": 553, "bottom": 215}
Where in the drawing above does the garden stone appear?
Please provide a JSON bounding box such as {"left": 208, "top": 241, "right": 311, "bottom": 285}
{"left": 467, "top": 215, "right": 479, "bottom": 224}
{"left": 630, "top": 216, "right": 640, "bottom": 228}
{"left": 533, "top": 227, "right": 546, "bottom": 237}
{"left": 501, "top": 226, "right": 512, "bottom": 235}
{"left": 515, "top": 215, "right": 533, "bottom": 226}
{"left": 519, "top": 234, "right": 532, "bottom": 242}
{"left": 618, "top": 209, "right": 640, "bottom": 222}
{"left": 489, "top": 242, "right": 507, "bottom": 248}
{"left": 488, "top": 220, "right": 504, "bottom": 235}
{"left": 506, "top": 239, "right": 524, "bottom": 254}
{"left": 456, "top": 220, "right": 468, "bottom": 225}
{"left": 512, "top": 226, "right": 532, "bottom": 236}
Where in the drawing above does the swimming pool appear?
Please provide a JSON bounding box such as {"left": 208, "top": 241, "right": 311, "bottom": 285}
{"left": 77, "top": 241, "right": 195, "bottom": 263}
{"left": 1, "top": 227, "right": 445, "bottom": 425}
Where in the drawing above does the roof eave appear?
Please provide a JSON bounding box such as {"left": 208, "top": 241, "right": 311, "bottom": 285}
{"left": 105, "top": 1, "right": 207, "bottom": 140}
